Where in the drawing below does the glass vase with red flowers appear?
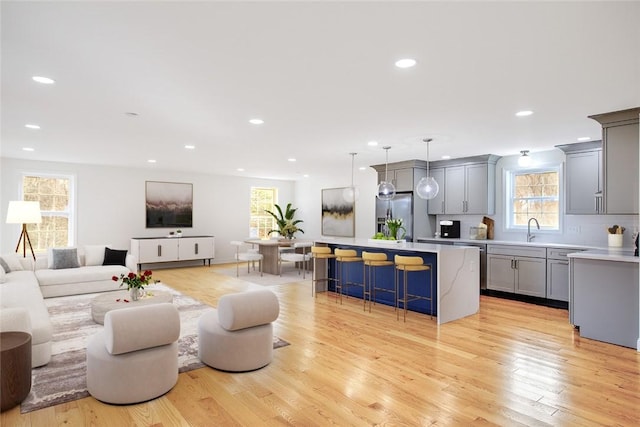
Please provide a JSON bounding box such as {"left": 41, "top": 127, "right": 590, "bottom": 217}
{"left": 112, "top": 270, "right": 156, "bottom": 301}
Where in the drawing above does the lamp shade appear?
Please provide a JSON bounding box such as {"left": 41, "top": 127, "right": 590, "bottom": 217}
{"left": 416, "top": 176, "right": 440, "bottom": 200}
{"left": 6, "top": 201, "right": 42, "bottom": 224}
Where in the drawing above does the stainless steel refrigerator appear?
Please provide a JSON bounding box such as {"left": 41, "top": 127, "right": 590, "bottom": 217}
{"left": 376, "top": 192, "right": 413, "bottom": 241}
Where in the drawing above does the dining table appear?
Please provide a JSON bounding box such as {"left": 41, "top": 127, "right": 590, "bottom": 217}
{"left": 244, "top": 238, "right": 312, "bottom": 275}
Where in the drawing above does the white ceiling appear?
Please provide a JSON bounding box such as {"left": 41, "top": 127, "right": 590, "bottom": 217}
{"left": 2, "top": 1, "right": 639, "bottom": 181}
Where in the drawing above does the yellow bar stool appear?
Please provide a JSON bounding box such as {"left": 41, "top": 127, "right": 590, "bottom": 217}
{"left": 394, "top": 255, "right": 433, "bottom": 322}
{"left": 334, "top": 248, "right": 363, "bottom": 304}
{"left": 311, "top": 246, "right": 337, "bottom": 297}
{"left": 362, "top": 251, "right": 395, "bottom": 312}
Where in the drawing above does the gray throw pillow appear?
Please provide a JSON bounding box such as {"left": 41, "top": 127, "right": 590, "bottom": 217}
{"left": 51, "top": 248, "right": 80, "bottom": 270}
{"left": 0, "top": 257, "right": 10, "bottom": 273}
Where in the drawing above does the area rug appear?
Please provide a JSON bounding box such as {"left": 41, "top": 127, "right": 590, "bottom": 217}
{"left": 214, "top": 265, "right": 312, "bottom": 287}
{"left": 21, "top": 283, "right": 289, "bottom": 414}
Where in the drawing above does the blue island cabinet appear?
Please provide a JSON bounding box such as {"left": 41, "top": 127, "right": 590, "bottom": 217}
{"left": 314, "top": 238, "right": 479, "bottom": 325}
{"left": 326, "top": 245, "right": 438, "bottom": 316}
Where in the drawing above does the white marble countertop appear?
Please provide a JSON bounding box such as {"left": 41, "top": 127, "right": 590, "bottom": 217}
{"left": 314, "top": 237, "right": 470, "bottom": 254}
{"left": 567, "top": 248, "right": 639, "bottom": 263}
{"left": 415, "top": 236, "right": 600, "bottom": 250}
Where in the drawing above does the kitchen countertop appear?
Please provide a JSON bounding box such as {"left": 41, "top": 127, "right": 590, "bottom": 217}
{"left": 315, "top": 237, "right": 475, "bottom": 254}
{"left": 416, "top": 236, "right": 639, "bottom": 263}
{"left": 415, "top": 236, "right": 599, "bottom": 249}
{"left": 567, "top": 249, "right": 639, "bottom": 263}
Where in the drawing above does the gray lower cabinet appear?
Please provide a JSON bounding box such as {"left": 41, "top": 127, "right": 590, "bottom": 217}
{"left": 487, "top": 245, "right": 547, "bottom": 298}
{"left": 546, "top": 247, "right": 584, "bottom": 302}
{"left": 570, "top": 257, "right": 639, "bottom": 348}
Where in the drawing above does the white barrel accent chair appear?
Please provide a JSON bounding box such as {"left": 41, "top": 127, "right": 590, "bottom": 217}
{"left": 86, "top": 303, "right": 180, "bottom": 404}
{"left": 198, "top": 289, "right": 280, "bottom": 372}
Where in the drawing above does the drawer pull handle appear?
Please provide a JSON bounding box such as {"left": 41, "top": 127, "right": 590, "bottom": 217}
{"left": 158, "top": 245, "right": 162, "bottom": 257}
{"left": 195, "top": 243, "right": 199, "bottom": 254}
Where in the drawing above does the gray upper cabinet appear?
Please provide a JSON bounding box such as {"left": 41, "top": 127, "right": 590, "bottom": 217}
{"left": 376, "top": 167, "right": 419, "bottom": 192}
{"left": 589, "top": 107, "right": 639, "bottom": 215}
{"left": 427, "top": 168, "right": 445, "bottom": 215}
{"left": 558, "top": 141, "right": 603, "bottom": 214}
{"left": 436, "top": 156, "right": 498, "bottom": 215}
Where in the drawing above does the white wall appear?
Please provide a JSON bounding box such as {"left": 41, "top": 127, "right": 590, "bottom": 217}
{"left": 1, "top": 157, "right": 294, "bottom": 265}
{"left": 295, "top": 167, "right": 379, "bottom": 240}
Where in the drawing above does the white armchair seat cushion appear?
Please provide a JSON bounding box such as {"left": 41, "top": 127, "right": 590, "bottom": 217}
{"left": 35, "top": 265, "right": 129, "bottom": 286}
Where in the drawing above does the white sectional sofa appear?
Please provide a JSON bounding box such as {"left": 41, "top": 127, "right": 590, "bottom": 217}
{"left": 0, "top": 246, "right": 134, "bottom": 367}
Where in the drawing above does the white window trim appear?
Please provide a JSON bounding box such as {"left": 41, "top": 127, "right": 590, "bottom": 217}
{"left": 20, "top": 171, "right": 77, "bottom": 247}
{"left": 503, "top": 163, "right": 563, "bottom": 233}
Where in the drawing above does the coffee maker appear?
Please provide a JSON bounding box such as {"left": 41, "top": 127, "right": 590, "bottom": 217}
{"left": 439, "top": 220, "right": 461, "bottom": 238}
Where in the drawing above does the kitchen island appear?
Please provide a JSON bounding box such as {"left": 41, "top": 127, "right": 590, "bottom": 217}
{"left": 568, "top": 249, "right": 639, "bottom": 349}
{"left": 314, "top": 238, "right": 480, "bottom": 325}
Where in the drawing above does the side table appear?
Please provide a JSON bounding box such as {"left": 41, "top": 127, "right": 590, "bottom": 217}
{"left": 1, "top": 331, "right": 32, "bottom": 412}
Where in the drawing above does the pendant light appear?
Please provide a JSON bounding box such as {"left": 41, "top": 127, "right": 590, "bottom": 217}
{"left": 518, "top": 150, "right": 532, "bottom": 167}
{"left": 342, "top": 152, "right": 360, "bottom": 202}
{"left": 416, "top": 138, "right": 440, "bottom": 200}
{"left": 377, "top": 146, "right": 396, "bottom": 201}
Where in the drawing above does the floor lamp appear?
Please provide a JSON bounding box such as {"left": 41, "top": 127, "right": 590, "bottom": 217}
{"left": 6, "top": 201, "right": 42, "bottom": 260}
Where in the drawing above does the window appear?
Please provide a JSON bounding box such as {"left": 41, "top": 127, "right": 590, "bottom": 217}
{"left": 506, "top": 167, "right": 560, "bottom": 231}
{"left": 250, "top": 187, "right": 277, "bottom": 239}
{"left": 21, "top": 174, "right": 74, "bottom": 251}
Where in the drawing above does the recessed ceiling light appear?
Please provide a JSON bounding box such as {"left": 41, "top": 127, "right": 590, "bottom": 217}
{"left": 22, "top": 147, "right": 35, "bottom": 152}
{"left": 303, "top": 174, "right": 309, "bottom": 178}
{"left": 287, "top": 158, "right": 296, "bottom": 162}
{"left": 577, "top": 136, "right": 591, "bottom": 142}
{"left": 25, "top": 124, "right": 41, "bottom": 129}
{"left": 237, "top": 168, "right": 245, "bottom": 172}
{"left": 359, "top": 166, "right": 366, "bottom": 171}
{"left": 32, "top": 76, "right": 55, "bottom": 84}
{"left": 147, "top": 159, "right": 156, "bottom": 163}
{"left": 515, "top": 110, "right": 534, "bottom": 117}
{"left": 184, "top": 145, "right": 195, "bottom": 149}
{"left": 441, "top": 155, "right": 451, "bottom": 160}
{"left": 395, "top": 58, "right": 417, "bottom": 68}
{"left": 367, "top": 140, "right": 378, "bottom": 146}
{"left": 249, "top": 118, "right": 264, "bottom": 125}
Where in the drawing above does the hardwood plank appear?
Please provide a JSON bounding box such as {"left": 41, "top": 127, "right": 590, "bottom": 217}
{"left": 5, "top": 264, "right": 639, "bottom": 426}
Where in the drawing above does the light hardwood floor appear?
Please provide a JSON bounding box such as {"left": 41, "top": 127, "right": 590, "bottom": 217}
{"left": 3, "top": 265, "right": 639, "bottom": 426}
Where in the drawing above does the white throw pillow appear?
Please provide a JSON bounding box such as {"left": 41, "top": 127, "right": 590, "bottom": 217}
{"left": 84, "top": 245, "right": 109, "bottom": 266}
{"left": 0, "top": 254, "right": 24, "bottom": 272}
{"left": 0, "top": 265, "right": 6, "bottom": 283}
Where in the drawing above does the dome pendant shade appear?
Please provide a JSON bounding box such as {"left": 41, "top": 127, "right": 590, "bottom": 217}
{"left": 377, "top": 181, "right": 396, "bottom": 201}
{"left": 343, "top": 186, "right": 360, "bottom": 202}
{"left": 416, "top": 176, "right": 439, "bottom": 200}
{"left": 343, "top": 153, "right": 360, "bottom": 202}
{"left": 376, "top": 146, "right": 396, "bottom": 200}
{"left": 416, "top": 137, "right": 439, "bottom": 200}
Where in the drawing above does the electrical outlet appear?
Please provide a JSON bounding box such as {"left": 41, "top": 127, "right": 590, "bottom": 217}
{"left": 567, "top": 225, "right": 581, "bottom": 233}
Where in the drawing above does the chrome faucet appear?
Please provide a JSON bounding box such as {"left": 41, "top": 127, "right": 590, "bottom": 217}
{"left": 527, "top": 217, "right": 540, "bottom": 242}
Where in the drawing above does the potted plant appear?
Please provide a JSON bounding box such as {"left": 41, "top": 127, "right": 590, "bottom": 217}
{"left": 265, "top": 203, "right": 304, "bottom": 239}
{"left": 176, "top": 229, "right": 182, "bottom": 237}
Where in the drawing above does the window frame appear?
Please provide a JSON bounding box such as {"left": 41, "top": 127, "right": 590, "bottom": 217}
{"left": 20, "top": 171, "right": 77, "bottom": 250}
{"left": 504, "top": 163, "right": 562, "bottom": 233}
{"left": 249, "top": 187, "right": 278, "bottom": 239}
